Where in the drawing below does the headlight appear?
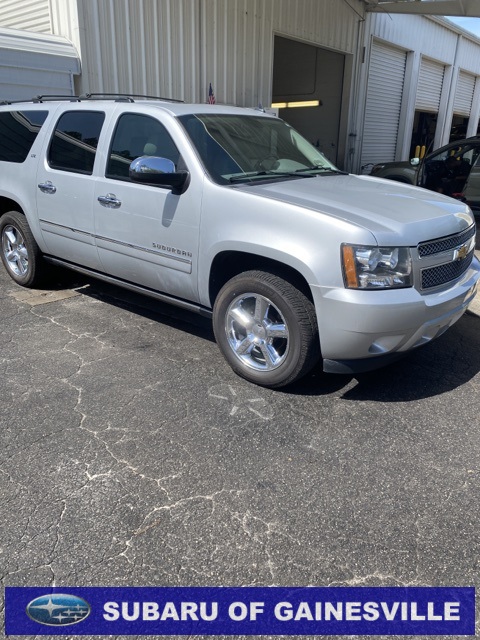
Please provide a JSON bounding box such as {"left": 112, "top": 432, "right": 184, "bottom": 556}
{"left": 342, "top": 244, "right": 412, "bottom": 289}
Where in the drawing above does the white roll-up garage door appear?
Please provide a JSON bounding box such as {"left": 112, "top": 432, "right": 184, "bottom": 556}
{"left": 361, "top": 41, "right": 407, "bottom": 167}
{"left": 416, "top": 58, "right": 445, "bottom": 112}
{"left": 454, "top": 71, "right": 476, "bottom": 116}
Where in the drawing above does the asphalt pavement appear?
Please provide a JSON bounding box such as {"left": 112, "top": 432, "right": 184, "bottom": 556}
{"left": 1, "top": 263, "right": 479, "bottom": 640}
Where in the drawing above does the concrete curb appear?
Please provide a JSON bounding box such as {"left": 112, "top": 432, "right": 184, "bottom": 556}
{"left": 467, "top": 249, "right": 480, "bottom": 317}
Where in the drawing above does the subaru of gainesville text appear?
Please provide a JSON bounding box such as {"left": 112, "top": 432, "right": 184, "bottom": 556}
{"left": 0, "top": 96, "right": 478, "bottom": 388}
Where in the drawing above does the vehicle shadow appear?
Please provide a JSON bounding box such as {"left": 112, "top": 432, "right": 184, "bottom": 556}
{"left": 48, "top": 266, "right": 215, "bottom": 342}
{"left": 289, "top": 311, "right": 480, "bottom": 401}
{"left": 44, "top": 266, "right": 480, "bottom": 401}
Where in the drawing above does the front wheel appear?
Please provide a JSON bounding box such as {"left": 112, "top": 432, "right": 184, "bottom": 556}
{"left": 213, "top": 270, "right": 320, "bottom": 388}
{"left": 0, "top": 211, "right": 44, "bottom": 287}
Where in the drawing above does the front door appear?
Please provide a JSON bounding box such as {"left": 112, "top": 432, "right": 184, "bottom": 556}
{"left": 93, "top": 112, "right": 201, "bottom": 303}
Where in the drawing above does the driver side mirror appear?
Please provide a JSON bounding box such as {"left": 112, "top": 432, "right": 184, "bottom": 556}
{"left": 129, "top": 156, "right": 190, "bottom": 195}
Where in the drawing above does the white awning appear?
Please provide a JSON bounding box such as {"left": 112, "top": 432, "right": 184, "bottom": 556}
{"left": 0, "top": 27, "right": 80, "bottom": 101}
{"left": 365, "top": 0, "right": 480, "bottom": 16}
{"left": 0, "top": 27, "right": 81, "bottom": 74}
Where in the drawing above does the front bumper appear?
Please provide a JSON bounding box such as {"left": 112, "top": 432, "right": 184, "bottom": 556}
{"left": 312, "top": 255, "right": 480, "bottom": 372}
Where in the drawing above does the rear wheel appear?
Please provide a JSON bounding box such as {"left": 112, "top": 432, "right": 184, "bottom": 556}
{"left": 0, "top": 211, "right": 44, "bottom": 287}
{"left": 213, "top": 270, "right": 320, "bottom": 388}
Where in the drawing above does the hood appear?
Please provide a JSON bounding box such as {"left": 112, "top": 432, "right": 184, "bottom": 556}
{"left": 242, "top": 173, "right": 474, "bottom": 246}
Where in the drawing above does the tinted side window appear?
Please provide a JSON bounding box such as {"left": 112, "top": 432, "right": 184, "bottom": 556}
{"left": 0, "top": 110, "right": 48, "bottom": 163}
{"left": 106, "top": 113, "right": 181, "bottom": 180}
{"left": 48, "top": 111, "right": 105, "bottom": 174}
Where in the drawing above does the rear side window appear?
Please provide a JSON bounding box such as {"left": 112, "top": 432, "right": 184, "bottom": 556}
{"left": 0, "top": 110, "right": 48, "bottom": 163}
{"left": 48, "top": 111, "right": 105, "bottom": 174}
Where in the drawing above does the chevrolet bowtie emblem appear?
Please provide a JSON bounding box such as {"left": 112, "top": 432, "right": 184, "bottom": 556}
{"left": 454, "top": 242, "right": 470, "bottom": 261}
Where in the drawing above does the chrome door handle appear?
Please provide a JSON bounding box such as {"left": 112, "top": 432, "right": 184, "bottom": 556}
{"left": 38, "top": 181, "right": 57, "bottom": 194}
{"left": 98, "top": 193, "right": 121, "bottom": 208}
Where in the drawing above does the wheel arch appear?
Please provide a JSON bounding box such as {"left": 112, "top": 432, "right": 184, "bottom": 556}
{"left": 208, "top": 251, "right": 314, "bottom": 308}
{"left": 0, "top": 196, "right": 25, "bottom": 217}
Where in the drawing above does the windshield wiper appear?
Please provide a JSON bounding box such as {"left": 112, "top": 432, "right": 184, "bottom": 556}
{"left": 294, "top": 166, "right": 347, "bottom": 176}
{"left": 229, "top": 170, "right": 315, "bottom": 183}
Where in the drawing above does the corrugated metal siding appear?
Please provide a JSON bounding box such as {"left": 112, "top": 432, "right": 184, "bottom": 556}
{"left": 201, "top": 0, "right": 269, "bottom": 107}
{"left": 57, "top": 0, "right": 201, "bottom": 101}
{"left": 0, "top": 0, "right": 51, "bottom": 33}
{"left": 51, "top": 0, "right": 362, "bottom": 104}
{"left": 272, "top": 0, "right": 358, "bottom": 54}
{"left": 368, "top": 13, "right": 458, "bottom": 64}
{"left": 365, "top": 14, "right": 480, "bottom": 76}
{"left": 454, "top": 72, "right": 476, "bottom": 116}
{"left": 416, "top": 58, "right": 445, "bottom": 112}
{"left": 456, "top": 36, "right": 480, "bottom": 76}
{"left": 202, "top": 0, "right": 360, "bottom": 107}
{"left": 361, "top": 41, "right": 407, "bottom": 166}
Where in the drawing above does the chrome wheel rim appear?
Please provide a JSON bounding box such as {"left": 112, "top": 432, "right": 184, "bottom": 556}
{"left": 2, "top": 225, "right": 29, "bottom": 277}
{"left": 225, "top": 293, "right": 289, "bottom": 371}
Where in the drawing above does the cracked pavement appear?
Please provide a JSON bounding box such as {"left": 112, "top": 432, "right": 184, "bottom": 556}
{"left": 0, "top": 265, "right": 479, "bottom": 640}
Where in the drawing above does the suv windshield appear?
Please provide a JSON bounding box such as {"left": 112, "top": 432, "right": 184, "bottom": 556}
{"left": 178, "top": 113, "right": 340, "bottom": 184}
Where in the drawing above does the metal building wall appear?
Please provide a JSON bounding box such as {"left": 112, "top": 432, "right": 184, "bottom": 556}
{"left": 455, "top": 33, "right": 480, "bottom": 76}
{"left": 0, "top": 0, "right": 51, "bottom": 33}
{"left": 367, "top": 13, "right": 459, "bottom": 63}
{"left": 50, "top": 0, "right": 201, "bottom": 100}
{"left": 201, "top": 0, "right": 361, "bottom": 108}
{"left": 368, "top": 13, "right": 480, "bottom": 76}
{"left": 356, "top": 12, "right": 480, "bottom": 170}
{"left": 49, "top": 0, "right": 363, "bottom": 105}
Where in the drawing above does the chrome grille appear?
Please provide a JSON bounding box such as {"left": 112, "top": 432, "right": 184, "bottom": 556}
{"left": 421, "top": 249, "right": 475, "bottom": 289}
{"left": 418, "top": 225, "right": 476, "bottom": 257}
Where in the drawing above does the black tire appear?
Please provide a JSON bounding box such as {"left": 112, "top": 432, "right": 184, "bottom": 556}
{"left": 213, "top": 270, "right": 320, "bottom": 388}
{"left": 0, "top": 211, "right": 44, "bottom": 287}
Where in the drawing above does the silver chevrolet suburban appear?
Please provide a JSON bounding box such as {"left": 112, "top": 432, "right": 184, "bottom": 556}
{"left": 0, "top": 95, "right": 479, "bottom": 388}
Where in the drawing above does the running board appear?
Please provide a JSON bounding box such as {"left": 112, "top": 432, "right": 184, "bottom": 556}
{"left": 44, "top": 256, "right": 213, "bottom": 319}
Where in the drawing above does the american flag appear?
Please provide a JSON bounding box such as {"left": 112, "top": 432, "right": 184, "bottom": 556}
{"left": 208, "top": 83, "right": 216, "bottom": 104}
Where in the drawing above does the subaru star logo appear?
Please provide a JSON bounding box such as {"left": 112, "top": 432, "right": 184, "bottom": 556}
{"left": 26, "top": 594, "right": 90, "bottom": 626}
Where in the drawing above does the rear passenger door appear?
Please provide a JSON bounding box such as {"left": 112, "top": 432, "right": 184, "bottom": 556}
{"left": 93, "top": 111, "right": 201, "bottom": 303}
{"left": 36, "top": 108, "right": 106, "bottom": 270}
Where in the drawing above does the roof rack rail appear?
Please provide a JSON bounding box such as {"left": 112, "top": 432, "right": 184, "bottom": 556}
{"left": 79, "top": 92, "right": 184, "bottom": 103}
{"left": 0, "top": 99, "right": 44, "bottom": 105}
{"left": 1, "top": 93, "right": 186, "bottom": 106}
{"left": 34, "top": 95, "right": 81, "bottom": 103}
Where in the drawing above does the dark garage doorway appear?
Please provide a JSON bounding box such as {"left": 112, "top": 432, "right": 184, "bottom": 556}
{"left": 410, "top": 111, "right": 437, "bottom": 159}
{"left": 272, "top": 36, "right": 345, "bottom": 165}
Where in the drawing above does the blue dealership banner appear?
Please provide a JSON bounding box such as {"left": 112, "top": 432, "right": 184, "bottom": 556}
{"left": 5, "top": 586, "right": 475, "bottom": 635}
